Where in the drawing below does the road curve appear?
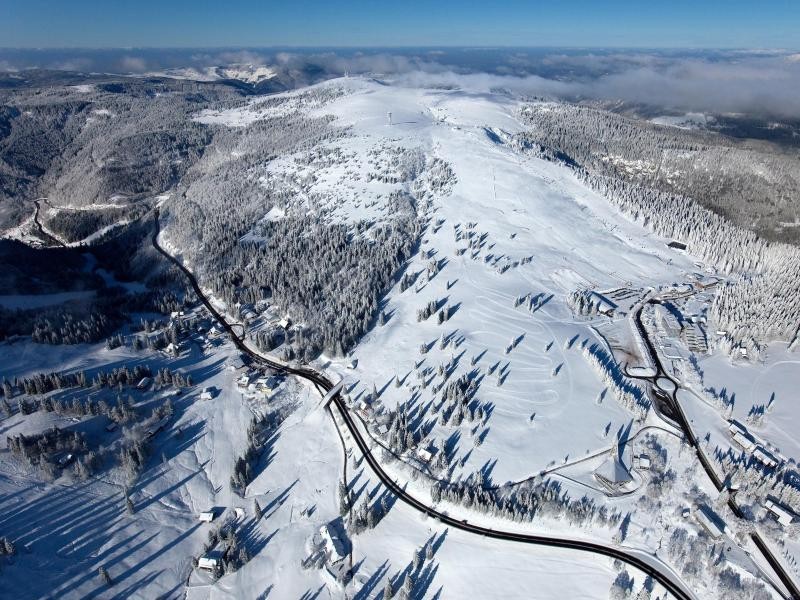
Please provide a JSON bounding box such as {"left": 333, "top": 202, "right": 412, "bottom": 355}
{"left": 32, "top": 199, "right": 65, "bottom": 248}
{"left": 151, "top": 210, "right": 694, "bottom": 600}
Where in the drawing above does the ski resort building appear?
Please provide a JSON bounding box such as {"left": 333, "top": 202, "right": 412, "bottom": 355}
{"left": 657, "top": 307, "right": 682, "bottom": 337}
{"left": 729, "top": 421, "right": 758, "bottom": 453}
{"left": 667, "top": 240, "right": 688, "bottom": 251}
{"left": 695, "top": 506, "right": 726, "bottom": 540}
{"left": 593, "top": 447, "right": 633, "bottom": 492}
{"left": 682, "top": 324, "right": 708, "bottom": 354}
{"left": 589, "top": 291, "right": 617, "bottom": 316}
{"left": 764, "top": 498, "right": 796, "bottom": 527}
{"left": 730, "top": 429, "right": 757, "bottom": 453}
{"left": 752, "top": 447, "right": 779, "bottom": 469}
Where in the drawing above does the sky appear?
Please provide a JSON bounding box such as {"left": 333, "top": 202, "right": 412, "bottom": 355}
{"left": 1, "top": 0, "right": 799, "bottom": 49}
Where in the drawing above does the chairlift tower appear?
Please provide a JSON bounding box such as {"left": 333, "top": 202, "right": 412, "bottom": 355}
{"left": 387, "top": 112, "right": 392, "bottom": 126}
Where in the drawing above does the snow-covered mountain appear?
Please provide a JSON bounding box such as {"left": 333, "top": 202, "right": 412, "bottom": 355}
{"left": 1, "top": 75, "right": 799, "bottom": 600}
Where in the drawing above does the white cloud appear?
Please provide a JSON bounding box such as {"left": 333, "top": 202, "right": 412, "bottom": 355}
{"left": 119, "top": 56, "right": 147, "bottom": 72}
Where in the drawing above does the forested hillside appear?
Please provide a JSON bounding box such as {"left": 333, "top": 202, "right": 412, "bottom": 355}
{"left": 0, "top": 74, "right": 246, "bottom": 232}
{"left": 516, "top": 104, "right": 800, "bottom": 354}
{"left": 517, "top": 103, "right": 800, "bottom": 244}
{"left": 164, "top": 84, "right": 444, "bottom": 359}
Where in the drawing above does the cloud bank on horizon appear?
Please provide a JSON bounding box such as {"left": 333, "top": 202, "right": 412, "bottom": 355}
{"left": 2, "top": 47, "right": 800, "bottom": 119}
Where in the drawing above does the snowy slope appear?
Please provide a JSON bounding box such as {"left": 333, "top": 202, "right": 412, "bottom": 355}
{"left": 2, "top": 76, "right": 795, "bottom": 600}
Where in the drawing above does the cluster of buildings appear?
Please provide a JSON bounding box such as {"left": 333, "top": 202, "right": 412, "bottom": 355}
{"left": 728, "top": 420, "right": 781, "bottom": 470}
{"left": 238, "top": 302, "right": 292, "bottom": 330}
{"left": 651, "top": 300, "right": 709, "bottom": 357}
{"left": 725, "top": 421, "right": 799, "bottom": 528}
{"left": 237, "top": 371, "right": 282, "bottom": 400}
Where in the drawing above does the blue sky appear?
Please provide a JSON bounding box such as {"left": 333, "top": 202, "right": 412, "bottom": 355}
{"left": 1, "top": 0, "right": 798, "bottom": 48}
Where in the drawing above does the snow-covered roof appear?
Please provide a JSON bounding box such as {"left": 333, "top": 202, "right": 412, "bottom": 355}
{"left": 319, "top": 523, "right": 346, "bottom": 563}
{"left": 730, "top": 429, "right": 756, "bottom": 452}
{"left": 765, "top": 499, "right": 795, "bottom": 527}
{"left": 752, "top": 447, "right": 778, "bottom": 468}
{"left": 594, "top": 454, "right": 632, "bottom": 487}
{"left": 695, "top": 506, "right": 726, "bottom": 539}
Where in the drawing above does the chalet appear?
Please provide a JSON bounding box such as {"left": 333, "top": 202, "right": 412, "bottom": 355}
{"left": 319, "top": 522, "right": 347, "bottom": 564}
{"left": 144, "top": 415, "right": 170, "bottom": 439}
{"left": 198, "top": 511, "right": 216, "bottom": 523}
{"left": 277, "top": 317, "right": 291, "bottom": 330}
{"left": 256, "top": 376, "right": 281, "bottom": 394}
{"left": 136, "top": 377, "right": 152, "bottom": 390}
{"left": 764, "top": 498, "right": 796, "bottom": 527}
{"left": 632, "top": 454, "right": 651, "bottom": 470}
{"left": 200, "top": 387, "right": 215, "bottom": 401}
{"left": 417, "top": 445, "right": 438, "bottom": 463}
{"left": 695, "top": 505, "right": 726, "bottom": 540}
{"left": 346, "top": 359, "right": 358, "bottom": 370}
{"left": 593, "top": 447, "right": 633, "bottom": 492}
{"left": 105, "top": 422, "right": 118, "bottom": 433}
{"left": 198, "top": 543, "right": 227, "bottom": 571}
{"left": 236, "top": 374, "right": 252, "bottom": 389}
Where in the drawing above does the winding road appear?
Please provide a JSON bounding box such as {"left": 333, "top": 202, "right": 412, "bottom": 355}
{"left": 151, "top": 209, "right": 697, "bottom": 600}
